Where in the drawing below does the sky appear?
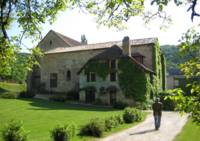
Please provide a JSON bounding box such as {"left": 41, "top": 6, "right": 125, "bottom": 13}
{"left": 10, "top": 1, "right": 200, "bottom": 51}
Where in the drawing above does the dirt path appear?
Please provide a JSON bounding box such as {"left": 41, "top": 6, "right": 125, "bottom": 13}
{"left": 99, "top": 112, "right": 188, "bottom": 141}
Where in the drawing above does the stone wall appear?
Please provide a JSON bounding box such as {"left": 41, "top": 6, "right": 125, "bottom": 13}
{"left": 38, "top": 31, "right": 70, "bottom": 52}
{"left": 131, "top": 44, "right": 153, "bottom": 70}
{"left": 40, "top": 49, "right": 105, "bottom": 93}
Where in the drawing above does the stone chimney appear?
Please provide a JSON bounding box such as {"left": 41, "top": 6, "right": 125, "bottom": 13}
{"left": 122, "top": 36, "right": 131, "bottom": 56}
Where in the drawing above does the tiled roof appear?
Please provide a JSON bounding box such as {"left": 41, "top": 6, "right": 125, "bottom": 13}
{"left": 52, "top": 30, "right": 81, "bottom": 46}
{"left": 45, "top": 37, "right": 158, "bottom": 54}
{"left": 77, "top": 46, "right": 154, "bottom": 74}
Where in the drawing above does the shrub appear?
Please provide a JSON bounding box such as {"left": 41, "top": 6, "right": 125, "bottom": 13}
{"left": 2, "top": 121, "right": 28, "bottom": 141}
{"left": 104, "top": 116, "right": 118, "bottom": 131}
{"left": 158, "top": 91, "right": 175, "bottom": 111}
{"left": 123, "top": 107, "right": 142, "bottom": 123}
{"left": 51, "top": 124, "right": 76, "bottom": 141}
{"left": 134, "top": 99, "right": 153, "bottom": 110}
{"left": 113, "top": 101, "right": 128, "bottom": 109}
{"left": 18, "top": 91, "right": 35, "bottom": 98}
{"left": 49, "top": 95, "right": 66, "bottom": 102}
{"left": 114, "top": 115, "right": 124, "bottom": 124}
{"left": 80, "top": 118, "right": 104, "bottom": 137}
{"left": 0, "top": 92, "right": 16, "bottom": 99}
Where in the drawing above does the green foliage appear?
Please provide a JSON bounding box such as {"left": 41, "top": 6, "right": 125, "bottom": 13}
{"left": 80, "top": 118, "right": 105, "bottom": 137}
{"left": 18, "top": 91, "right": 35, "bottom": 98}
{"left": 113, "top": 101, "right": 128, "bottom": 109}
{"left": 104, "top": 116, "right": 121, "bottom": 131}
{"left": 118, "top": 58, "right": 151, "bottom": 101}
{"left": 2, "top": 121, "right": 28, "bottom": 141}
{"left": 51, "top": 124, "right": 76, "bottom": 141}
{"left": 85, "top": 60, "right": 109, "bottom": 80}
{"left": 158, "top": 91, "right": 175, "bottom": 110}
{"left": 161, "top": 54, "right": 166, "bottom": 90}
{"left": 152, "top": 41, "right": 163, "bottom": 93}
{"left": 123, "top": 107, "right": 143, "bottom": 123}
{"left": 167, "top": 28, "right": 200, "bottom": 124}
{"left": 0, "top": 92, "right": 17, "bottom": 99}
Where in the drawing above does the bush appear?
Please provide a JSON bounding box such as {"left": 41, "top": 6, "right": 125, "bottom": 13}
{"left": 134, "top": 99, "right": 153, "bottom": 110}
{"left": 49, "top": 95, "right": 66, "bottom": 102}
{"left": 114, "top": 115, "right": 124, "bottom": 125}
{"left": 158, "top": 91, "right": 175, "bottom": 111}
{"left": 123, "top": 107, "right": 142, "bottom": 123}
{"left": 18, "top": 91, "right": 35, "bottom": 98}
{"left": 0, "top": 92, "right": 16, "bottom": 99}
{"left": 104, "top": 116, "right": 119, "bottom": 131}
{"left": 2, "top": 121, "right": 28, "bottom": 141}
{"left": 80, "top": 118, "right": 104, "bottom": 137}
{"left": 113, "top": 101, "right": 128, "bottom": 109}
{"left": 51, "top": 124, "right": 76, "bottom": 141}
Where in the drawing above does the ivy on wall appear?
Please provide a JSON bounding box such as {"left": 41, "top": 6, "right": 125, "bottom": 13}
{"left": 152, "top": 41, "right": 165, "bottom": 95}
{"left": 118, "top": 58, "right": 151, "bottom": 102}
{"left": 84, "top": 60, "right": 109, "bottom": 80}
{"left": 161, "top": 54, "right": 166, "bottom": 90}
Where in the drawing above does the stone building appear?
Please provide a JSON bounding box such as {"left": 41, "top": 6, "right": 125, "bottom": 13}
{"left": 28, "top": 30, "right": 165, "bottom": 105}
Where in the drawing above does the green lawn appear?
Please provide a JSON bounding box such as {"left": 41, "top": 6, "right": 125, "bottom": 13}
{"left": 0, "top": 82, "right": 26, "bottom": 95}
{"left": 173, "top": 117, "right": 200, "bottom": 141}
{"left": 0, "top": 82, "right": 146, "bottom": 141}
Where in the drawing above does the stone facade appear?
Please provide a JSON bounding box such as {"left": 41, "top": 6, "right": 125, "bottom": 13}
{"left": 28, "top": 30, "right": 164, "bottom": 105}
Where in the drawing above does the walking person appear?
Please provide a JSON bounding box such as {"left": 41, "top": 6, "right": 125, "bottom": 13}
{"left": 152, "top": 98, "right": 163, "bottom": 130}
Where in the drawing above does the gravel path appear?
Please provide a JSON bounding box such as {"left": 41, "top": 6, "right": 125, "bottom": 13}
{"left": 99, "top": 112, "right": 188, "bottom": 141}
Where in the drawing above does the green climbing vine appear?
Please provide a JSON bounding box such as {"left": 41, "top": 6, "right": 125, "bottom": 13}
{"left": 84, "top": 60, "right": 109, "bottom": 80}
{"left": 152, "top": 41, "right": 164, "bottom": 95}
{"left": 161, "top": 54, "right": 166, "bottom": 90}
{"left": 118, "top": 58, "right": 151, "bottom": 102}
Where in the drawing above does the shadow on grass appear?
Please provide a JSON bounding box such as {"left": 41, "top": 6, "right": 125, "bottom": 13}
{"left": 20, "top": 98, "right": 118, "bottom": 112}
{"left": 0, "top": 87, "right": 9, "bottom": 93}
{"left": 129, "top": 129, "right": 155, "bottom": 135}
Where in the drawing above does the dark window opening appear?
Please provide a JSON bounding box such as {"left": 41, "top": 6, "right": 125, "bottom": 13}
{"left": 66, "top": 70, "right": 71, "bottom": 81}
{"left": 110, "top": 72, "right": 116, "bottom": 81}
{"left": 91, "top": 72, "right": 96, "bottom": 82}
{"left": 50, "top": 73, "right": 57, "bottom": 88}
{"left": 86, "top": 73, "right": 90, "bottom": 82}
{"left": 50, "top": 40, "right": 52, "bottom": 45}
{"left": 134, "top": 56, "right": 144, "bottom": 64}
{"left": 85, "top": 90, "right": 95, "bottom": 103}
{"left": 86, "top": 72, "right": 96, "bottom": 82}
{"left": 110, "top": 60, "right": 116, "bottom": 69}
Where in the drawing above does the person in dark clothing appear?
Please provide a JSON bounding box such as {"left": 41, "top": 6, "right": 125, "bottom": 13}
{"left": 152, "top": 98, "right": 163, "bottom": 130}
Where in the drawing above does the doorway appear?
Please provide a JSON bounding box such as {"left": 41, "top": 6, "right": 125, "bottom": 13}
{"left": 85, "top": 90, "right": 95, "bottom": 103}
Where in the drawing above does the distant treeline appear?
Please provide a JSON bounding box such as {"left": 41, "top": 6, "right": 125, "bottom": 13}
{"left": 161, "top": 45, "right": 193, "bottom": 75}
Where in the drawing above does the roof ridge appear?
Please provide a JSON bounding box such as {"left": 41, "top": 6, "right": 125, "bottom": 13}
{"left": 51, "top": 30, "right": 81, "bottom": 46}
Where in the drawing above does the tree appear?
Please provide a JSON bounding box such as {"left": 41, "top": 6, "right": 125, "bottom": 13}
{"left": 0, "top": 0, "right": 200, "bottom": 123}
{"left": 81, "top": 34, "right": 88, "bottom": 45}
{"left": 168, "top": 28, "right": 200, "bottom": 124}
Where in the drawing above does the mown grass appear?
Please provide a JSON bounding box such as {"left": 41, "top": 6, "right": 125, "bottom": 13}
{"left": 0, "top": 83, "right": 147, "bottom": 141}
{"left": 173, "top": 117, "right": 200, "bottom": 141}
{"left": 0, "top": 82, "right": 26, "bottom": 94}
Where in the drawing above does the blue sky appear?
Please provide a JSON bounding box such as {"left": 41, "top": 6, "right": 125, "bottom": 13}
{"left": 9, "top": 2, "right": 200, "bottom": 52}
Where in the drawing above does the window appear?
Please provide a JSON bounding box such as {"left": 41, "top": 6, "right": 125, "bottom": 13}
{"left": 50, "top": 73, "right": 57, "bottom": 88}
{"left": 110, "top": 72, "right": 116, "bottom": 81}
{"left": 86, "top": 72, "right": 96, "bottom": 82}
{"left": 50, "top": 40, "right": 52, "bottom": 45}
{"left": 91, "top": 72, "right": 96, "bottom": 82}
{"left": 134, "top": 56, "right": 143, "bottom": 64}
{"left": 66, "top": 70, "right": 71, "bottom": 81}
{"left": 110, "top": 60, "right": 116, "bottom": 69}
